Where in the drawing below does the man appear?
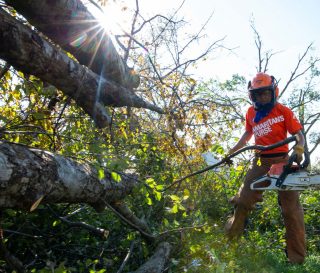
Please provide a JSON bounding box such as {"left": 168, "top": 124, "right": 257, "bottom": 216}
{"left": 225, "top": 72, "right": 306, "bottom": 264}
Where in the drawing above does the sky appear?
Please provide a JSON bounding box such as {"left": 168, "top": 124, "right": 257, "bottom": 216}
{"left": 133, "top": 0, "right": 320, "bottom": 84}
{"left": 89, "top": 0, "right": 320, "bottom": 82}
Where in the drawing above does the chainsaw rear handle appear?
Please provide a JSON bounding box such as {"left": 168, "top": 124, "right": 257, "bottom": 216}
{"left": 275, "top": 154, "right": 297, "bottom": 188}
{"left": 275, "top": 150, "right": 310, "bottom": 188}
{"left": 301, "top": 150, "right": 310, "bottom": 169}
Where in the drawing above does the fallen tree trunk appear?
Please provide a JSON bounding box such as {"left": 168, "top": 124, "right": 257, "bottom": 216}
{"left": 0, "top": 9, "right": 163, "bottom": 128}
{"left": 129, "top": 242, "right": 171, "bottom": 273}
{"left": 4, "top": 0, "right": 139, "bottom": 89}
{"left": 0, "top": 141, "right": 136, "bottom": 210}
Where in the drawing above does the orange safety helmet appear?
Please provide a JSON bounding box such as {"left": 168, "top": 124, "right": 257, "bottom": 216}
{"left": 248, "top": 72, "right": 279, "bottom": 110}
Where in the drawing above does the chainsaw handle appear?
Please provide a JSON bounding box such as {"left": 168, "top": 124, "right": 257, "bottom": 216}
{"left": 275, "top": 153, "right": 297, "bottom": 188}
{"left": 275, "top": 151, "right": 310, "bottom": 188}
{"left": 301, "top": 151, "right": 310, "bottom": 169}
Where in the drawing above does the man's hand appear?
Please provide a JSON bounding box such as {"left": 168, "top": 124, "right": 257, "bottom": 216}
{"left": 224, "top": 150, "right": 235, "bottom": 166}
{"left": 293, "top": 145, "right": 304, "bottom": 164}
{"left": 224, "top": 156, "right": 233, "bottom": 166}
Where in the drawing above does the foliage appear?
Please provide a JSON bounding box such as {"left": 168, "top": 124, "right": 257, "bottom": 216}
{"left": 2, "top": 62, "right": 320, "bottom": 271}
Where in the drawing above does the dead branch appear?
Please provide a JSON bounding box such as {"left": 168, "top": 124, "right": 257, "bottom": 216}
{"left": 123, "top": 0, "right": 140, "bottom": 63}
{"left": 110, "top": 201, "right": 151, "bottom": 234}
{"left": 251, "top": 22, "right": 279, "bottom": 73}
{"left": 251, "top": 22, "right": 263, "bottom": 73}
{"left": 47, "top": 205, "right": 109, "bottom": 239}
{"left": 104, "top": 201, "right": 155, "bottom": 241}
{"left": 117, "top": 240, "right": 136, "bottom": 273}
{"left": 129, "top": 242, "right": 171, "bottom": 273}
{"left": 158, "top": 223, "right": 208, "bottom": 238}
{"left": 279, "top": 43, "right": 320, "bottom": 98}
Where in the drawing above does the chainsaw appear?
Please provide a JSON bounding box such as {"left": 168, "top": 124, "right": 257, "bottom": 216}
{"left": 250, "top": 152, "right": 320, "bottom": 191}
{"left": 171, "top": 135, "right": 319, "bottom": 191}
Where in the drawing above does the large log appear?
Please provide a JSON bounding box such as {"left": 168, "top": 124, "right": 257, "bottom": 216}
{"left": 0, "top": 141, "right": 136, "bottom": 210}
{"left": 0, "top": 9, "right": 163, "bottom": 127}
{"left": 4, "top": 0, "right": 139, "bottom": 89}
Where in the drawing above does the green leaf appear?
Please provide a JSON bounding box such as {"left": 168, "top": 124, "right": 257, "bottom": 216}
{"left": 183, "top": 189, "right": 190, "bottom": 200}
{"left": 111, "top": 172, "right": 122, "bottom": 182}
{"left": 189, "top": 245, "right": 197, "bottom": 253}
{"left": 170, "top": 195, "right": 180, "bottom": 202}
{"left": 154, "top": 191, "right": 162, "bottom": 201}
{"left": 146, "top": 177, "right": 155, "bottom": 188}
{"left": 236, "top": 165, "right": 244, "bottom": 171}
{"left": 146, "top": 197, "right": 153, "bottom": 205}
{"left": 156, "top": 184, "right": 164, "bottom": 190}
{"left": 14, "top": 135, "right": 20, "bottom": 143}
{"left": 98, "top": 168, "right": 105, "bottom": 180}
{"left": 52, "top": 220, "right": 60, "bottom": 227}
{"left": 170, "top": 204, "right": 179, "bottom": 213}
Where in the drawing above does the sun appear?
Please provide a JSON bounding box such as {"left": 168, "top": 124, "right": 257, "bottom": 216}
{"left": 68, "top": 1, "right": 131, "bottom": 61}
{"left": 91, "top": 1, "right": 131, "bottom": 35}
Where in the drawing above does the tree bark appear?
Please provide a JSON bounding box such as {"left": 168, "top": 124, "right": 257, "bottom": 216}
{"left": 0, "top": 9, "right": 163, "bottom": 128}
{"left": 0, "top": 141, "right": 136, "bottom": 210}
{"left": 4, "top": 0, "right": 139, "bottom": 89}
{"left": 129, "top": 242, "right": 171, "bottom": 273}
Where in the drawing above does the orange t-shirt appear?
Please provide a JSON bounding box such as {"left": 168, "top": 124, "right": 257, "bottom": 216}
{"left": 245, "top": 103, "right": 302, "bottom": 154}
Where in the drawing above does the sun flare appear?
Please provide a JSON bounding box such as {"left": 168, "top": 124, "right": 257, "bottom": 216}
{"left": 93, "top": 1, "right": 131, "bottom": 35}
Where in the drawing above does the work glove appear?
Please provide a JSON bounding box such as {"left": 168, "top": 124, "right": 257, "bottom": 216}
{"left": 224, "top": 151, "right": 234, "bottom": 166}
{"left": 293, "top": 145, "right": 304, "bottom": 164}
{"left": 224, "top": 157, "right": 233, "bottom": 166}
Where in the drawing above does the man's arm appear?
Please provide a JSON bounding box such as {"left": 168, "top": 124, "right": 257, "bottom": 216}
{"left": 293, "top": 130, "right": 305, "bottom": 163}
{"left": 228, "top": 131, "right": 253, "bottom": 155}
{"left": 295, "top": 130, "right": 305, "bottom": 147}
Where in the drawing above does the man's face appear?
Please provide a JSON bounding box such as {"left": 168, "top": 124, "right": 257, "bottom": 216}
{"left": 252, "top": 89, "right": 272, "bottom": 104}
